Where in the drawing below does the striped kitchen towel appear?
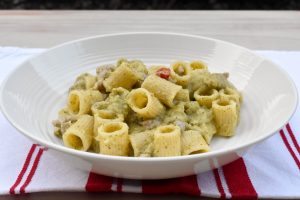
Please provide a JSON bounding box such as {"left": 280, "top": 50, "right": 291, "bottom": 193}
{"left": 0, "top": 47, "right": 299, "bottom": 199}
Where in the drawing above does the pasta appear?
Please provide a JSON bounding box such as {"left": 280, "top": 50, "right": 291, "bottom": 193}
{"left": 200, "top": 122, "right": 217, "bottom": 144}
{"left": 190, "top": 60, "right": 208, "bottom": 71}
{"left": 62, "top": 115, "right": 94, "bottom": 151}
{"left": 94, "top": 110, "right": 124, "bottom": 134}
{"left": 96, "top": 122, "right": 130, "bottom": 156}
{"left": 142, "top": 74, "right": 182, "bottom": 107}
{"left": 194, "top": 88, "right": 219, "bottom": 108}
{"left": 91, "top": 101, "right": 110, "bottom": 115}
{"left": 175, "top": 89, "right": 190, "bottom": 102}
{"left": 153, "top": 125, "right": 181, "bottom": 157}
{"left": 219, "top": 87, "right": 242, "bottom": 120}
{"left": 53, "top": 58, "right": 242, "bottom": 157}
{"left": 116, "top": 59, "right": 148, "bottom": 87}
{"left": 127, "top": 88, "right": 165, "bottom": 119}
{"left": 69, "top": 73, "right": 97, "bottom": 91}
{"left": 103, "top": 63, "right": 139, "bottom": 92}
{"left": 130, "top": 130, "right": 154, "bottom": 157}
{"left": 92, "top": 110, "right": 124, "bottom": 152}
{"left": 181, "top": 130, "right": 209, "bottom": 155}
{"left": 219, "top": 87, "right": 241, "bottom": 103}
{"left": 68, "top": 89, "right": 104, "bottom": 116}
{"left": 187, "top": 122, "right": 216, "bottom": 144}
{"left": 170, "top": 61, "right": 192, "bottom": 86}
{"left": 212, "top": 99, "right": 238, "bottom": 136}
{"left": 188, "top": 70, "right": 211, "bottom": 95}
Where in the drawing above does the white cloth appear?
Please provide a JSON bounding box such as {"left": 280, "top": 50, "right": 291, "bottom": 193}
{"left": 0, "top": 47, "right": 299, "bottom": 198}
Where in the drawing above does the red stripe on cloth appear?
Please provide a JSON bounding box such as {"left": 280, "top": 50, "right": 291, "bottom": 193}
{"left": 280, "top": 130, "right": 300, "bottom": 170}
{"left": 286, "top": 124, "right": 300, "bottom": 155}
{"left": 116, "top": 178, "right": 123, "bottom": 192}
{"left": 222, "top": 158, "right": 257, "bottom": 199}
{"left": 9, "top": 144, "right": 37, "bottom": 195}
{"left": 142, "top": 175, "right": 200, "bottom": 196}
{"left": 85, "top": 172, "right": 113, "bottom": 192}
{"left": 19, "top": 148, "right": 44, "bottom": 194}
{"left": 213, "top": 169, "right": 226, "bottom": 199}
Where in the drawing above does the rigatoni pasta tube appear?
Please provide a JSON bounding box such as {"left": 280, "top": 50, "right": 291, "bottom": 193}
{"left": 175, "top": 89, "right": 190, "bottom": 102}
{"left": 80, "top": 73, "right": 97, "bottom": 89}
{"left": 62, "top": 115, "right": 93, "bottom": 151}
{"left": 68, "top": 90, "right": 104, "bottom": 116}
{"left": 130, "top": 130, "right": 154, "bottom": 157}
{"left": 153, "top": 125, "right": 181, "bottom": 157}
{"left": 219, "top": 87, "right": 242, "bottom": 121}
{"left": 212, "top": 99, "right": 238, "bottom": 137}
{"left": 181, "top": 130, "right": 209, "bottom": 155}
{"left": 187, "top": 122, "right": 216, "bottom": 144}
{"left": 190, "top": 60, "right": 208, "bottom": 71}
{"left": 91, "top": 101, "right": 110, "bottom": 115}
{"left": 188, "top": 70, "right": 211, "bottom": 95}
{"left": 96, "top": 122, "right": 130, "bottom": 156}
{"left": 194, "top": 89, "right": 219, "bottom": 108}
{"left": 70, "top": 73, "right": 97, "bottom": 91}
{"left": 92, "top": 110, "right": 124, "bottom": 153}
{"left": 219, "top": 87, "right": 242, "bottom": 104}
{"left": 127, "top": 88, "right": 165, "bottom": 119}
{"left": 103, "top": 63, "right": 139, "bottom": 92}
{"left": 94, "top": 110, "right": 124, "bottom": 134}
{"left": 142, "top": 74, "right": 182, "bottom": 107}
{"left": 200, "top": 122, "right": 216, "bottom": 144}
{"left": 170, "top": 61, "right": 191, "bottom": 86}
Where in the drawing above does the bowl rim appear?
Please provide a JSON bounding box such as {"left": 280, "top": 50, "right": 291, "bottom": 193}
{"left": 0, "top": 32, "right": 298, "bottom": 162}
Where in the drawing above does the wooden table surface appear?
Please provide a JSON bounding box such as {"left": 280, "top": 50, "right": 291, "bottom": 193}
{"left": 0, "top": 11, "right": 300, "bottom": 50}
{"left": 0, "top": 11, "right": 299, "bottom": 200}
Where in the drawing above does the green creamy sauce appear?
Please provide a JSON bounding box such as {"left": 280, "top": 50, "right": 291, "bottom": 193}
{"left": 163, "top": 102, "right": 187, "bottom": 124}
{"left": 189, "top": 70, "right": 235, "bottom": 94}
{"left": 128, "top": 101, "right": 214, "bottom": 134}
{"left": 185, "top": 101, "right": 213, "bottom": 125}
{"left": 106, "top": 88, "right": 130, "bottom": 117}
{"left": 69, "top": 73, "right": 95, "bottom": 91}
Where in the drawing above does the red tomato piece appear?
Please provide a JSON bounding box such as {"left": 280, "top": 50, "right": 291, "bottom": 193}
{"left": 156, "top": 67, "right": 171, "bottom": 79}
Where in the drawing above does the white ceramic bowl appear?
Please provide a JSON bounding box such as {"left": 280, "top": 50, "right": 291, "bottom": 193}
{"left": 0, "top": 33, "right": 298, "bottom": 179}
